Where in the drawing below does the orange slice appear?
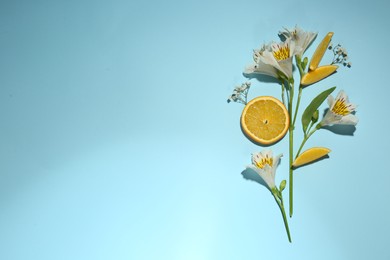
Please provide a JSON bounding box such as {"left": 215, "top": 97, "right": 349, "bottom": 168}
{"left": 241, "top": 96, "right": 289, "bottom": 145}
{"left": 293, "top": 147, "right": 331, "bottom": 168}
{"left": 301, "top": 65, "right": 338, "bottom": 86}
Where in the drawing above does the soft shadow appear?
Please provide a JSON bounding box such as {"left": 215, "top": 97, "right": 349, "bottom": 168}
{"left": 292, "top": 155, "right": 330, "bottom": 170}
{"left": 321, "top": 125, "right": 356, "bottom": 136}
{"left": 243, "top": 67, "right": 297, "bottom": 84}
{"left": 243, "top": 73, "right": 280, "bottom": 84}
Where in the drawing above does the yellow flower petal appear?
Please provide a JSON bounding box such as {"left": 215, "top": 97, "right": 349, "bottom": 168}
{"left": 301, "top": 65, "right": 338, "bottom": 86}
{"left": 309, "top": 32, "right": 334, "bottom": 71}
{"left": 293, "top": 147, "right": 331, "bottom": 168}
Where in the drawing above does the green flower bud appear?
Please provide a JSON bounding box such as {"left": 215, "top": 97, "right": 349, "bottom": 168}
{"left": 312, "top": 110, "right": 319, "bottom": 123}
{"left": 279, "top": 180, "right": 287, "bottom": 192}
{"left": 302, "top": 57, "right": 308, "bottom": 71}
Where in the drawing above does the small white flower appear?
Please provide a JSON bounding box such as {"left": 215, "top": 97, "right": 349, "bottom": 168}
{"left": 244, "top": 39, "right": 296, "bottom": 79}
{"left": 279, "top": 26, "right": 317, "bottom": 58}
{"left": 320, "top": 90, "right": 358, "bottom": 126}
{"left": 247, "top": 150, "right": 282, "bottom": 190}
{"left": 235, "top": 81, "right": 251, "bottom": 92}
{"left": 331, "top": 44, "right": 351, "bottom": 67}
{"left": 227, "top": 82, "right": 251, "bottom": 104}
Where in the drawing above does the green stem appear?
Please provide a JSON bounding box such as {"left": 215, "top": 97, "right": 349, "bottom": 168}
{"left": 292, "top": 86, "right": 303, "bottom": 126}
{"left": 295, "top": 128, "right": 318, "bottom": 159}
{"left": 288, "top": 130, "right": 293, "bottom": 217}
{"left": 293, "top": 55, "right": 305, "bottom": 126}
{"left": 292, "top": 56, "right": 305, "bottom": 127}
{"left": 273, "top": 191, "right": 292, "bottom": 242}
{"left": 306, "top": 120, "right": 314, "bottom": 137}
{"left": 289, "top": 57, "right": 306, "bottom": 217}
{"left": 296, "top": 56, "right": 305, "bottom": 77}
{"left": 281, "top": 81, "right": 286, "bottom": 106}
{"left": 288, "top": 80, "right": 294, "bottom": 218}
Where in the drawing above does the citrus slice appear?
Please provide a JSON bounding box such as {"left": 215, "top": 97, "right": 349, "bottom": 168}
{"left": 309, "top": 32, "right": 334, "bottom": 71}
{"left": 241, "top": 96, "right": 289, "bottom": 145}
{"left": 301, "top": 65, "right": 338, "bottom": 86}
{"left": 293, "top": 147, "right": 331, "bottom": 168}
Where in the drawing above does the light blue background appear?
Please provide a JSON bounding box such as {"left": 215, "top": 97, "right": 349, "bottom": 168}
{"left": 0, "top": 0, "right": 388, "bottom": 259}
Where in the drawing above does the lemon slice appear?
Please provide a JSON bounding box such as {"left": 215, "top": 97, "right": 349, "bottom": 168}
{"left": 293, "top": 147, "right": 331, "bottom": 167}
{"left": 241, "top": 96, "right": 289, "bottom": 145}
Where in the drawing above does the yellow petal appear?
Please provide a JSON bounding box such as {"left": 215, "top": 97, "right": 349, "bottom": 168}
{"left": 293, "top": 147, "right": 331, "bottom": 168}
{"left": 301, "top": 65, "right": 338, "bottom": 86}
{"left": 309, "top": 32, "right": 334, "bottom": 71}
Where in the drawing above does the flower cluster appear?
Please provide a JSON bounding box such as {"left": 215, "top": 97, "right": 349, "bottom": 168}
{"left": 329, "top": 43, "right": 352, "bottom": 67}
{"left": 228, "top": 25, "right": 358, "bottom": 242}
{"left": 227, "top": 82, "right": 251, "bottom": 104}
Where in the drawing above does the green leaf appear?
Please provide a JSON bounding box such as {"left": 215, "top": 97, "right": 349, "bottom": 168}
{"left": 302, "top": 86, "right": 336, "bottom": 133}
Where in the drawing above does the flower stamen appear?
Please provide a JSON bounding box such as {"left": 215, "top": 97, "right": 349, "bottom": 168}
{"left": 331, "top": 98, "right": 351, "bottom": 116}
{"left": 273, "top": 44, "right": 290, "bottom": 61}
{"left": 255, "top": 154, "right": 274, "bottom": 169}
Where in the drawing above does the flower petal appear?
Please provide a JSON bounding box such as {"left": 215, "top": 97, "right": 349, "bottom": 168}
{"left": 327, "top": 94, "right": 335, "bottom": 107}
{"left": 260, "top": 49, "right": 282, "bottom": 69}
{"left": 244, "top": 63, "right": 279, "bottom": 78}
{"left": 279, "top": 26, "right": 318, "bottom": 57}
{"left": 335, "top": 90, "right": 347, "bottom": 102}
{"left": 335, "top": 90, "right": 357, "bottom": 111}
{"left": 261, "top": 165, "right": 276, "bottom": 189}
{"left": 273, "top": 153, "right": 283, "bottom": 168}
{"left": 337, "top": 114, "right": 359, "bottom": 125}
{"left": 320, "top": 110, "right": 341, "bottom": 126}
{"left": 278, "top": 57, "right": 294, "bottom": 79}
{"left": 246, "top": 165, "right": 275, "bottom": 189}
{"left": 271, "top": 153, "right": 282, "bottom": 182}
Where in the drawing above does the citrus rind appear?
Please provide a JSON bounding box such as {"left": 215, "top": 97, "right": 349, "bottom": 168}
{"left": 240, "top": 96, "right": 289, "bottom": 145}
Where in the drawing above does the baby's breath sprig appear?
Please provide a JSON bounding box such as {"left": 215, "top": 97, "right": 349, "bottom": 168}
{"left": 328, "top": 43, "right": 351, "bottom": 68}
{"left": 227, "top": 82, "right": 251, "bottom": 105}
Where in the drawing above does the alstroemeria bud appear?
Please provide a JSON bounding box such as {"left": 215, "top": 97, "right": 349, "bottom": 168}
{"left": 279, "top": 180, "right": 287, "bottom": 192}
{"left": 312, "top": 110, "right": 319, "bottom": 123}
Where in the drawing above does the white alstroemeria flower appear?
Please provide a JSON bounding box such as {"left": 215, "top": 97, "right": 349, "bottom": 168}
{"left": 244, "top": 39, "right": 296, "bottom": 79}
{"left": 319, "top": 90, "right": 358, "bottom": 127}
{"left": 279, "top": 26, "right": 317, "bottom": 58}
{"left": 247, "top": 150, "right": 283, "bottom": 190}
